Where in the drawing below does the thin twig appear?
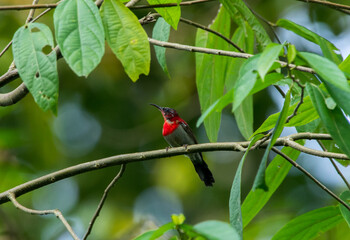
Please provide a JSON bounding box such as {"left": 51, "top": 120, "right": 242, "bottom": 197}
{"left": 25, "top": 0, "right": 40, "bottom": 23}
{"left": 179, "top": 17, "right": 244, "bottom": 53}
{"left": 0, "top": 133, "right": 346, "bottom": 205}
{"left": 148, "top": 38, "right": 316, "bottom": 74}
{"left": 297, "top": 0, "right": 350, "bottom": 14}
{"left": 83, "top": 164, "right": 126, "bottom": 240}
{"left": 272, "top": 147, "right": 350, "bottom": 211}
{"left": 286, "top": 83, "right": 304, "bottom": 123}
{"left": 317, "top": 140, "right": 350, "bottom": 189}
{"left": 0, "top": 0, "right": 215, "bottom": 11}
{"left": 7, "top": 192, "right": 80, "bottom": 240}
{"left": 273, "top": 85, "right": 286, "bottom": 98}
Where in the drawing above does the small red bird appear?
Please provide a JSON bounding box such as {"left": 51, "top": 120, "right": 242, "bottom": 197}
{"left": 151, "top": 103, "right": 215, "bottom": 186}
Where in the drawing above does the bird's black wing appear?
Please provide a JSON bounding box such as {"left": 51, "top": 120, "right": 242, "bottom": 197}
{"left": 179, "top": 121, "right": 198, "bottom": 144}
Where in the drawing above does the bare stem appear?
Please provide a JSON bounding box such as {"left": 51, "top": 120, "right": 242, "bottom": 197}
{"left": 83, "top": 164, "right": 126, "bottom": 240}
{"left": 0, "top": 133, "right": 346, "bottom": 205}
{"left": 272, "top": 147, "right": 350, "bottom": 211}
{"left": 8, "top": 192, "right": 80, "bottom": 240}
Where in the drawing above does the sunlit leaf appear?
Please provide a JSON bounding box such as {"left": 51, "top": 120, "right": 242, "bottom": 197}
{"left": 257, "top": 43, "right": 284, "bottom": 80}
{"left": 271, "top": 206, "right": 343, "bottom": 240}
{"left": 147, "top": 0, "right": 181, "bottom": 30}
{"left": 101, "top": 0, "right": 150, "bottom": 82}
{"left": 54, "top": 0, "right": 105, "bottom": 77}
{"left": 13, "top": 23, "right": 58, "bottom": 112}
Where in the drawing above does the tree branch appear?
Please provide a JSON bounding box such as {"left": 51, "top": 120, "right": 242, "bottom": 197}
{"left": 0, "top": 133, "right": 346, "bottom": 205}
{"left": 271, "top": 147, "right": 350, "bottom": 211}
{"left": 297, "top": 0, "right": 350, "bottom": 14}
{"left": 83, "top": 164, "right": 126, "bottom": 240}
{"left": 8, "top": 192, "right": 80, "bottom": 240}
{"left": 148, "top": 38, "right": 316, "bottom": 74}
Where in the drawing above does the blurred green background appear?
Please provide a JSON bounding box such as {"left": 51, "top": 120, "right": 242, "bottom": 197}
{"left": 1, "top": 0, "right": 350, "bottom": 239}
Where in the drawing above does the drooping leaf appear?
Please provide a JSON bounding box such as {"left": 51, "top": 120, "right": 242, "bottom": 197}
{"left": 339, "top": 190, "right": 350, "bottom": 227}
{"left": 12, "top": 23, "right": 58, "bottom": 113}
{"left": 271, "top": 206, "right": 343, "bottom": 240}
{"left": 220, "top": 0, "right": 271, "bottom": 51}
{"left": 339, "top": 53, "right": 350, "bottom": 77}
{"left": 195, "top": 6, "right": 231, "bottom": 142}
{"left": 229, "top": 134, "right": 264, "bottom": 239}
{"left": 299, "top": 52, "right": 350, "bottom": 116}
{"left": 277, "top": 19, "right": 342, "bottom": 64}
{"left": 54, "top": 0, "right": 105, "bottom": 77}
{"left": 253, "top": 88, "right": 291, "bottom": 191}
{"left": 257, "top": 43, "right": 284, "bottom": 80}
{"left": 307, "top": 83, "right": 350, "bottom": 158}
{"left": 252, "top": 96, "right": 318, "bottom": 136}
{"left": 147, "top": 0, "right": 181, "bottom": 30}
{"left": 194, "top": 221, "right": 240, "bottom": 240}
{"left": 152, "top": 17, "right": 171, "bottom": 77}
{"left": 101, "top": 0, "right": 150, "bottom": 82}
{"left": 242, "top": 144, "right": 302, "bottom": 227}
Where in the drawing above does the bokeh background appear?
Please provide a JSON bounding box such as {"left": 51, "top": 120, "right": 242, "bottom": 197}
{"left": 1, "top": 0, "right": 350, "bottom": 239}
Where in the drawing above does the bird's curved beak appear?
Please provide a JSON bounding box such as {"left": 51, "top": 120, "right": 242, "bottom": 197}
{"left": 150, "top": 103, "right": 164, "bottom": 112}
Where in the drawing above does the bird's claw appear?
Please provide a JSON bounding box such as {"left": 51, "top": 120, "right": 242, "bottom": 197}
{"left": 183, "top": 144, "right": 188, "bottom": 150}
{"left": 165, "top": 146, "right": 170, "bottom": 152}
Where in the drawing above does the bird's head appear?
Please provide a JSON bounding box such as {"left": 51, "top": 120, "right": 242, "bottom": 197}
{"left": 150, "top": 103, "right": 179, "bottom": 121}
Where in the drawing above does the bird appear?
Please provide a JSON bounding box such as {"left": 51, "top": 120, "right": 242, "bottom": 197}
{"left": 150, "top": 103, "right": 215, "bottom": 186}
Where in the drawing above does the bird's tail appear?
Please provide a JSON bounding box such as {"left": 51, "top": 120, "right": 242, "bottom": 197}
{"left": 189, "top": 153, "right": 215, "bottom": 186}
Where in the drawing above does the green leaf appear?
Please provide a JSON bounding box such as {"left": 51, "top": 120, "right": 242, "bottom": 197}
{"left": 133, "top": 230, "right": 156, "bottom": 240}
{"left": 230, "top": 135, "right": 264, "bottom": 238}
{"left": 307, "top": 83, "right": 350, "bottom": 158}
{"left": 194, "top": 221, "right": 240, "bottom": 240}
{"left": 54, "top": 0, "right": 105, "bottom": 77}
{"left": 252, "top": 96, "right": 318, "bottom": 136}
{"left": 339, "top": 190, "right": 350, "bottom": 227}
{"left": 147, "top": 0, "right": 181, "bottom": 30}
{"left": 271, "top": 206, "right": 343, "bottom": 240}
{"left": 253, "top": 88, "right": 291, "bottom": 191}
{"left": 101, "top": 0, "right": 150, "bottom": 82}
{"left": 339, "top": 53, "right": 350, "bottom": 77}
{"left": 195, "top": 6, "right": 231, "bottom": 142}
{"left": 220, "top": 0, "right": 271, "bottom": 51}
{"left": 234, "top": 96, "right": 253, "bottom": 140}
{"left": 12, "top": 23, "right": 58, "bottom": 113}
{"left": 172, "top": 213, "right": 185, "bottom": 225}
{"left": 250, "top": 72, "right": 284, "bottom": 95}
{"left": 152, "top": 17, "right": 171, "bottom": 78}
{"left": 287, "top": 44, "right": 297, "bottom": 63}
{"left": 277, "top": 19, "right": 342, "bottom": 64}
{"left": 242, "top": 145, "right": 302, "bottom": 227}
{"left": 232, "top": 55, "right": 259, "bottom": 112}
{"left": 257, "top": 43, "right": 284, "bottom": 80}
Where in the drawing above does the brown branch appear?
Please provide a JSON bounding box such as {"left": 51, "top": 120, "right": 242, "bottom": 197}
{"left": 0, "top": 133, "right": 345, "bottom": 205}
{"left": 8, "top": 192, "right": 80, "bottom": 240}
{"left": 148, "top": 38, "right": 316, "bottom": 74}
{"left": 83, "top": 164, "right": 126, "bottom": 240}
{"left": 0, "top": 83, "right": 29, "bottom": 106}
{"left": 297, "top": 0, "right": 350, "bottom": 14}
{"left": 272, "top": 147, "right": 350, "bottom": 211}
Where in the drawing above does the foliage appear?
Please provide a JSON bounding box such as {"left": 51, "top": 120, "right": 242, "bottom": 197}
{"left": 1, "top": 0, "right": 350, "bottom": 239}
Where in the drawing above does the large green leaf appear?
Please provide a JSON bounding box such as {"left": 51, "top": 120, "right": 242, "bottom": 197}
{"left": 307, "top": 83, "right": 350, "bottom": 158}
{"left": 54, "top": 0, "right": 105, "bottom": 77}
{"left": 147, "top": 0, "right": 181, "bottom": 30}
{"left": 299, "top": 52, "right": 350, "bottom": 116}
{"left": 252, "top": 96, "right": 318, "bottom": 136}
{"left": 101, "top": 0, "right": 150, "bottom": 82}
{"left": 152, "top": 17, "right": 171, "bottom": 78}
{"left": 277, "top": 19, "right": 342, "bottom": 64}
{"left": 229, "top": 134, "right": 264, "bottom": 239}
{"left": 253, "top": 88, "right": 291, "bottom": 191}
{"left": 242, "top": 145, "right": 302, "bottom": 227}
{"left": 339, "top": 54, "right": 350, "bottom": 77}
{"left": 195, "top": 6, "right": 231, "bottom": 142}
{"left": 12, "top": 23, "right": 58, "bottom": 112}
{"left": 194, "top": 221, "right": 240, "bottom": 240}
{"left": 271, "top": 206, "right": 343, "bottom": 240}
{"left": 257, "top": 43, "right": 284, "bottom": 80}
{"left": 232, "top": 55, "right": 259, "bottom": 112}
{"left": 339, "top": 190, "right": 350, "bottom": 227}
{"left": 219, "top": 0, "right": 271, "bottom": 50}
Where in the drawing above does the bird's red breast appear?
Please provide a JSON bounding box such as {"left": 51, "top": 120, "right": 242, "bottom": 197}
{"left": 162, "top": 116, "right": 186, "bottom": 136}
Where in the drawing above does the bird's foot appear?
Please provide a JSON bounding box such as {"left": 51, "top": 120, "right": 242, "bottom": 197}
{"left": 165, "top": 146, "right": 171, "bottom": 152}
{"left": 183, "top": 144, "right": 188, "bottom": 150}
